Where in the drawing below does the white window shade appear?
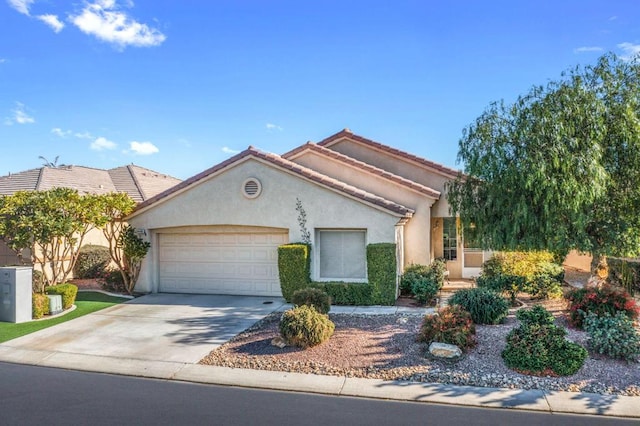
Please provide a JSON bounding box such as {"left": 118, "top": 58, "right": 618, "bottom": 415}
{"left": 319, "top": 230, "right": 366, "bottom": 279}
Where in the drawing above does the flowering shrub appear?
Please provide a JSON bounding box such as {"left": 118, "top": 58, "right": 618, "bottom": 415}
{"left": 417, "top": 305, "right": 476, "bottom": 351}
{"left": 503, "top": 306, "right": 587, "bottom": 376}
{"left": 565, "top": 284, "right": 639, "bottom": 329}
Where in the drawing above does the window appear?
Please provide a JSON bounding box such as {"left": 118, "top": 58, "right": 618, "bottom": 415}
{"left": 318, "top": 230, "right": 366, "bottom": 280}
{"left": 463, "top": 222, "right": 481, "bottom": 249}
{"left": 442, "top": 218, "right": 458, "bottom": 261}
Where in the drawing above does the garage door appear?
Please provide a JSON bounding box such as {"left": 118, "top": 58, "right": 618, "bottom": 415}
{"left": 158, "top": 232, "right": 288, "bottom": 296}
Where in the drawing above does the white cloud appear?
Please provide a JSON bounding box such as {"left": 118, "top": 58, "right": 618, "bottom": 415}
{"left": 51, "top": 127, "right": 72, "bottom": 137}
{"left": 129, "top": 141, "right": 158, "bottom": 155}
{"left": 222, "top": 147, "right": 240, "bottom": 154}
{"left": 266, "top": 123, "right": 283, "bottom": 131}
{"left": 74, "top": 131, "right": 94, "bottom": 139}
{"left": 36, "top": 14, "right": 65, "bottom": 33}
{"left": 7, "top": 0, "right": 34, "bottom": 15}
{"left": 5, "top": 102, "right": 35, "bottom": 125}
{"left": 91, "top": 136, "right": 117, "bottom": 151}
{"left": 0, "top": 58, "right": 6, "bottom": 64}
{"left": 618, "top": 42, "right": 640, "bottom": 60}
{"left": 70, "top": 0, "right": 166, "bottom": 49}
{"left": 574, "top": 46, "right": 603, "bottom": 54}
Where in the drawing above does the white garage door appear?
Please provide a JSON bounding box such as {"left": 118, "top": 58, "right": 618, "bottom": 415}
{"left": 158, "top": 232, "right": 288, "bottom": 296}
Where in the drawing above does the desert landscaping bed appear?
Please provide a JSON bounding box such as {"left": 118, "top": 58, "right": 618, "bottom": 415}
{"left": 200, "top": 297, "right": 640, "bottom": 396}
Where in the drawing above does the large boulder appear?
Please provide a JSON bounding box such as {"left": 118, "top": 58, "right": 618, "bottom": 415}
{"left": 428, "top": 342, "right": 462, "bottom": 360}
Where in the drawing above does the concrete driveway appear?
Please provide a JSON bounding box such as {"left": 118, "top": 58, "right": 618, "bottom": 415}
{"left": 2, "top": 294, "right": 286, "bottom": 363}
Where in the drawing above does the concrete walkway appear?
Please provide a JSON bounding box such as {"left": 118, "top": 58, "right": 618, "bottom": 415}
{"left": 0, "top": 294, "right": 637, "bottom": 419}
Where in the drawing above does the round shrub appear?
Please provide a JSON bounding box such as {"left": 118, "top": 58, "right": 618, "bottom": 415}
{"left": 400, "top": 264, "right": 431, "bottom": 295}
{"left": 417, "top": 305, "right": 476, "bottom": 351}
{"left": 46, "top": 283, "right": 78, "bottom": 310}
{"left": 279, "top": 305, "right": 335, "bottom": 348}
{"left": 565, "top": 284, "right": 639, "bottom": 329}
{"left": 502, "top": 306, "right": 587, "bottom": 376}
{"left": 516, "top": 304, "right": 555, "bottom": 327}
{"left": 101, "top": 268, "right": 126, "bottom": 293}
{"left": 291, "top": 287, "right": 331, "bottom": 314}
{"left": 411, "top": 277, "right": 440, "bottom": 305}
{"left": 584, "top": 311, "right": 640, "bottom": 362}
{"left": 75, "top": 245, "right": 111, "bottom": 279}
{"left": 476, "top": 274, "right": 525, "bottom": 305}
{"left": 32, "top": 293, "right": 49, "bottom": 319}
{"left": 448, "top": 287, "right": 509, "bottom": 325}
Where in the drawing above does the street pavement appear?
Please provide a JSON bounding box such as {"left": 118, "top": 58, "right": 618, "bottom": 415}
{"left": 0, "top": 293, "right": 637, "bottom": 419}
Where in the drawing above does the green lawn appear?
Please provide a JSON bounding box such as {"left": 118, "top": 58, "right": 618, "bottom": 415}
{"left": 0, "top": 291, "right": 128, "bottom": 343}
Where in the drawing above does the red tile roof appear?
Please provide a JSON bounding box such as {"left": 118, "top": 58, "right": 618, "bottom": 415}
{"left": 317, "top": 129, "right": 462, "bottom": 179}
{"left": 283, "top": 142, "right": 441, "bottom": 199}
{"left": 132, "top": 147, "right": 414, "bottom": 218}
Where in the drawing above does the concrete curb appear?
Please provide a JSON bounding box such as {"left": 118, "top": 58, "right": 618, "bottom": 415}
{"left": 0, "top": 348, "right": 637, "bottom": 419}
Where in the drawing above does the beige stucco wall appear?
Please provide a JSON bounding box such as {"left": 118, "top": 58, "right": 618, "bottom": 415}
{"left": 290, "top": 150, "right": 435, "bottom": 267}
{"left": 128, "top": 157, "right": 403, "bottom": 293}
{"left": 326, "top": 139, "right": 456, "bottom": 217}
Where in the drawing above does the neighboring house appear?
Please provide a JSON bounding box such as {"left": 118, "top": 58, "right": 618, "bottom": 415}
{"left": 128, "top": 129, "right": 491, "bottom": 297}
{"left": 0, "top": 164, "right": 181, "bottom": 267}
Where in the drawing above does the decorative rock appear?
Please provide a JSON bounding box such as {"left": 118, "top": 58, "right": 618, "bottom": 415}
{"left": 271, "top": 336, "right": 287, "bottom": 348}
{"left": 428, "top": 342, "right": 462, "bottom": 360}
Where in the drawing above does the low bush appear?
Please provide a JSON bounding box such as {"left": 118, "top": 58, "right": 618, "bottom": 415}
{"left": 502, "top": 306, "right": 587, "bottom": 376}
{"left": 584, "top": 311, "right": 640, "bottom": 363}
{"left": 46, "top": 283, "right": 78, "bottom": 309}
{"left": 565, "top": 284, "right": 639, "bottom": 329}
{"left": 401, "top": 259, "right": 446, "bottom": 304}
{"left": 417, "top": 305, "right": 476, "bottom": 351}
{"left": 279, "top": 305, "right": 335, "bottom": 348}
{"left": 291, "top": 287, "right": 331, "bottom": 314}
{"left": 400, "top": 264, "right": 431, "bottom": 295}
{"left": 101, "top": 269, "right": 127, "bottom": 294}
{"left": 411, "top": 277, "right": 440, "bottom": 305}
{"left": 32, "top": 293, "right": 49, "bottom": 319}
{"left": 448, "top": 288, "right": 509, "bottom": 325}
{"left": 75, "top": 245, "right": 111, "bottom": 279}
{"left": 476, "top": 274, "right": 524, "bottom": 305}
{"left": 516, "top": 304, "right": 555, "bottom": 327}
{"left": 526, "top": 271, "right": 564, "bottom": 300}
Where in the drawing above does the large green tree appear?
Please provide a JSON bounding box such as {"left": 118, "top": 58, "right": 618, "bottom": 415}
{"left": 448, "top": 53, "right": 640, "bottom": 272}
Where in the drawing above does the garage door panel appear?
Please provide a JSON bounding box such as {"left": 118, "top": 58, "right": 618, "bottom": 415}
{"left": 158, "top": 232, "right": 286, "bottom": 296}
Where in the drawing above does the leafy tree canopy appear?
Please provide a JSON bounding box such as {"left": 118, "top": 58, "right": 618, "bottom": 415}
{"left": 448, "top": 53, "right": 640, "bottom": 269}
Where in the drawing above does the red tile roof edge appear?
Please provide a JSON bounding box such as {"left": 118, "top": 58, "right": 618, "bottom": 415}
{"left": 283, "top": 142, "right": 441, "bottom": 199}
{"left": 317, "top": 129, "right": 463, "bottom": 179}
{"left": 132, "top": 147, "right": 414, "bottom": 218}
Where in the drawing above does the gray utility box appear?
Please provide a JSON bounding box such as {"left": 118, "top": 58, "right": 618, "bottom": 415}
{"left": 0, "top": 266, "right": 33, "bottom": 323}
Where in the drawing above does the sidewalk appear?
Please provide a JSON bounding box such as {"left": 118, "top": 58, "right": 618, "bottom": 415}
{"left": 0, "top": 345, "right": 637, "bottom": 418}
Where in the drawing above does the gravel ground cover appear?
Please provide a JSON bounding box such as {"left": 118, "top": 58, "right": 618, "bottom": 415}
{"left": 200, "top": 296, "right": 640, "bottom": 396}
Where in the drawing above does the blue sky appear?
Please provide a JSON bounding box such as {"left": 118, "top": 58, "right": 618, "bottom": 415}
{"left": 1, "top": 1, "right": 639, "bottom": 180}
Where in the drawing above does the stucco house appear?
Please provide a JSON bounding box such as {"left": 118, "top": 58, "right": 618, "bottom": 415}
{"left": 128, "top": 129, "right": 490, "bottom": 297}
{"left": 0, "top": 164, "right": 181, "bottom": 266}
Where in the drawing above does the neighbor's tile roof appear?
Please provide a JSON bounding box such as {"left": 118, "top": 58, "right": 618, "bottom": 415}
{"left": 282, "top": 142, "right": 441, "bottom": 199}
{"left": 318, "top": 129, "right": 462, "bottom": 179}
{"left": 133, "top": 147, "right": 414, "bottom": 218}
{"left": 0, "top": 164, "right": 181, "bottom": 202}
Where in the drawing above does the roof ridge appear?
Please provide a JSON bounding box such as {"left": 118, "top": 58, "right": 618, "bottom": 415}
{"left": 282, "top": 142, "right": 441, "bottom": 199}
{"left": 132, "top": 147, "right": 414, "bottom": 218}
{"left": 34, "top": 167, "right": 45, "bottom": 190}
{"left": 126, "top": 164, "right": 146, "bottom": 201}
{"left": 317, "top": 129, "right": 462, "bottom": 178}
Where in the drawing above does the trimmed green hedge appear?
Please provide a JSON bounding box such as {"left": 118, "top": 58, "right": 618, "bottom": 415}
{"left": 278, "top": 242, "right": 398, "bottom": 306}
{"left": 277, "top": 243, "right": 311, "bottom": 302}
{"left": 367, "top": 243, "right": 397, "bottom": 305}
{"left": 46, "top": 283, "right": 78, "bottom": 310}
{"left": 311, "top": 282, "right": 373, "bottom": 305}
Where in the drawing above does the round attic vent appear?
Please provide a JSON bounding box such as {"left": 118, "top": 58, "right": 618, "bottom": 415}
{"left": 242, "top": 178, "right": 262, "bottom": 199}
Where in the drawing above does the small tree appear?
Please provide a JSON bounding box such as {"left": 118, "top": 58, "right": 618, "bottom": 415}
{"left": 448, "top": 53, "right": 640, "bottom": 273}
{"left": 117, "top": 225, "right": 150, "bottom": 294}
{"left": 0, "top": 188, "right": 102, "bottom": 289}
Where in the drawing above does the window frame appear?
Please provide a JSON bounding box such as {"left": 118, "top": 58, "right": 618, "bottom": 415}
{"left": 316, "top": 229, "right": 368, "bottom": 282}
